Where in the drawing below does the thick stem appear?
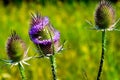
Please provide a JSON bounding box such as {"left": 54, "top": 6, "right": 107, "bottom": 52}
{"left": 49, "top": 55, "right": 57, "bottom": 80}
{"left": 97, "top": 30, "right": 106, "bottom": 80}
{"left": 18, "top": 63, "right": 26, "bottom": 80}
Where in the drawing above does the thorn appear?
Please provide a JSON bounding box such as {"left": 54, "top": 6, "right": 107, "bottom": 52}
{"left": 0, "top": 59, "right": 12, "bottom": 63}
{"left": 10, "top": 62, "right": 18, "bottom": 68}
{"left": 22, "top": 61, "right": 30, "bottom": 65}
{"left": 14, "top": 62, "right": 18, "bottom": 66}
{"left": 10, "top": 64, "right": 14, "bottom": 68}
{"left": 23, "top": 57, "right": 32, "bottom": 61}
{"left": 20, "top": 62, "right": 24, "bottom": 69}
{"left": 24, "top": 47, "right": 30, "bottom": 58}
{"left": 111, "top": 18, "right": 120, "bottom": 28}
{"left": 85, "top": 20, "right": 94, "bottom": 27}
{"left": 57, "top": 40, "right": 66, "bottom": 53}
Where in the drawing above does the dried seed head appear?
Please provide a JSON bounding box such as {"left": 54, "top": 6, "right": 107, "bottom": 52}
{"left": 6, "top": 31, "right": 27, "bottom": 62}
{"left": 95, "top": 0, "right": 115, "bottom": 29}
{"left": 29, "top": 13, "right": 60, "bottom": 56}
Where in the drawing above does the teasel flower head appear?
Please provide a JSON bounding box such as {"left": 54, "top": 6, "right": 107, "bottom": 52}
{"left": 29, "top": 13, "right": 61, "bottom": 57}
{"left": 5, "top": 31, "right": 31, "bottom": 67}
{"left": 95, "top": 0, "right": 116, "bottom": 30}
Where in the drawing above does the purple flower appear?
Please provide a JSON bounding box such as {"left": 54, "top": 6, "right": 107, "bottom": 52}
{"left": 29, "top": 13, "right": 60, "bottom": 56}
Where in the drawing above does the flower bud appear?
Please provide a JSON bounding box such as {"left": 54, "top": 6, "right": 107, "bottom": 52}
{"left": 29, "top": 13, "right": 60, "bottom": 56}
{"left": 6, "top": 31, "right": 27, "bottom": 62}
{"left": 95, "top": 0, "right": 115, "bottom": 29}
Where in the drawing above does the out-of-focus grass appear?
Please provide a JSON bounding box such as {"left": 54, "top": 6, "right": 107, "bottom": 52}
{"left": 0, "top": 1, "right": 120, "bottom": 80}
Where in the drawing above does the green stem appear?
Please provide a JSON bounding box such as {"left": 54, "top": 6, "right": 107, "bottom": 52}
{"left": 97, "top": 30, "right": 106, "bottom": 80}
{"left": 18, "top": 63, "right": 26, "bottom": 80}
{"left": 49, "top": 55, "right": 57, "bottom": 80}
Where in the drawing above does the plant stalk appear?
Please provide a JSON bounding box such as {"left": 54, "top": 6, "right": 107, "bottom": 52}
{"left": 49, "top": 55, "right": 57, "bottom": 80}
{"left": 18, "top": 63, "right": 26, "bottom": 80}
{"left": 97, "top": 30, "right": 106, "bottom": 80}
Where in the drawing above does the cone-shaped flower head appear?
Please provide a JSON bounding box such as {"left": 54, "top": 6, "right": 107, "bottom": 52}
{"left": 29, "top": 13, "right": 60, "bottom": 56}
{"left": 6, "top": 31, "right": 27, "bottom": 62}
{"left": 95, "top": 0, "right": 115, "bottom": 29}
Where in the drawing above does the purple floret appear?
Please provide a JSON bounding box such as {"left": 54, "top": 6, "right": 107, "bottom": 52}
{"left": 29, "top": 13, "right": 60, "bottom": 46}
{"left": 29, "top": 16, "right": 49, "bottom": 34}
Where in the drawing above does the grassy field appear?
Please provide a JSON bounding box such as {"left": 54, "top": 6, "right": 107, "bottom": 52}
{"left": 0, "top": 1, "right": 120, "bottom": 80}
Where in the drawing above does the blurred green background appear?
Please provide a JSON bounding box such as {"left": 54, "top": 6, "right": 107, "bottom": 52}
{"left": 0, "top": 0, "right": 120, "bottom": 80}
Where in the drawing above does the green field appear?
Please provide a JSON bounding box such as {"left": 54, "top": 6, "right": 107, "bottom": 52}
{"left": 0, "top": 1, "right": 120, "bottom": 80}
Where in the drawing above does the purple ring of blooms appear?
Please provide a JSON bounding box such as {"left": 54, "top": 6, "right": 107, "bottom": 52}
{"left": 29, "top": 16, "right": 60, "bottom": 45}
{"left": 30, "top": 17, "right": 49, "bottom": 34}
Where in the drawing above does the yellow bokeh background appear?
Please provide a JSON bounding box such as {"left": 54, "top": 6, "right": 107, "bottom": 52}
{"left": 0, "top": 1, "right": 120, "bottom": 80}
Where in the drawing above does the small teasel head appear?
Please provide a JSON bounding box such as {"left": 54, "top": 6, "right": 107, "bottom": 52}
{"left": 29, "top": 13, "right": 60, "bottom": 56}
{"left": 95, "top": 0, "right": 115, "bottom": 30}
{"left": 6, "top": 31, "right": 27, "bottom": 62}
